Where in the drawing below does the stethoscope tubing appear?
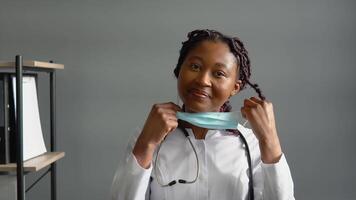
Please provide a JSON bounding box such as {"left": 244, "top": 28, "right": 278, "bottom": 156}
{"left": 153, "top": 125, "right": 254, "bottom": 200}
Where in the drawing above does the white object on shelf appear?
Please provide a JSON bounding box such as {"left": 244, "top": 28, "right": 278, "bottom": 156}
{"left": 12, "top": 76, "right": 47, "bottom": 161}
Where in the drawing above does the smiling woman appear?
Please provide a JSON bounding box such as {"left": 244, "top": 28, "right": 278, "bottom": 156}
{"left": 177, "top": 40, "right": 241, "bottom": 113}
{"left": 111, "top": 29, "right": 295, "bottom": 200}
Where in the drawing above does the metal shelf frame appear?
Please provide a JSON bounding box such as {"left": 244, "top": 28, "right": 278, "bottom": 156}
{"left": 13, "top": 55, "right": 58, "bottom": 200}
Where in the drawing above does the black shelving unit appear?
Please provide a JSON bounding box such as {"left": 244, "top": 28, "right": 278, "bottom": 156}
{"left": 0, "top": 55, "right": 65, "bottom": 200}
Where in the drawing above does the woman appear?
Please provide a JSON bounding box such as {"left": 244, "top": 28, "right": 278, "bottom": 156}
{"left": 111, "top": 29, "right": 295, "bottom": 200}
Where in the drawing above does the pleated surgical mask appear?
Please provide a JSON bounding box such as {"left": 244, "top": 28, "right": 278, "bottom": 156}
{"left": 176, "top": 111, "right": 247, "bottom": 130}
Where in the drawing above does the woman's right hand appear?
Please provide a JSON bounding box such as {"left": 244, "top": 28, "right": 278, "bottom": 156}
{"left": 133, "top": 102, "right": 181, "bottom": 168}
{"left": 140, "top": 102, "right": 182, "bottom": 146}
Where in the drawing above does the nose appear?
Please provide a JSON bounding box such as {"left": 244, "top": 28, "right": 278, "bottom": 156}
{"left": 195, "top": 71, "right": 212, "bottom": 87}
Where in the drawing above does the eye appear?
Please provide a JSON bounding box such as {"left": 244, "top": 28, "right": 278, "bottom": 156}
{"left": 190, "top": 63, "right": 201, "bottom": 71}
{"left": 214, "top": 70, "right": 226, "bottom": 78}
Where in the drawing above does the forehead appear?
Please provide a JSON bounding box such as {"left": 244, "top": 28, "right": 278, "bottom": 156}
{"left": 186, "top": 40, "right": 237, "bottom": 67}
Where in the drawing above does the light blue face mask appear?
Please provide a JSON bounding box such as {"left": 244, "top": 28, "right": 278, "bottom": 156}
{"left": 176, "top": 111, "right": 247, "bottom": 130}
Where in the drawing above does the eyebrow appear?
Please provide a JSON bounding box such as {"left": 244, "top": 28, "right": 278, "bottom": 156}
{"left": 188, "top": 56, "right": 228, "bottom": 69}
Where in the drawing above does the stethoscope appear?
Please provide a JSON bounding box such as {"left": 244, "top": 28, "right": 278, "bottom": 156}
{"left": 153, "top": 123, "right": 255, "bottom": 200}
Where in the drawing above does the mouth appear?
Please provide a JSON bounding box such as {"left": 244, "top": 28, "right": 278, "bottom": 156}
{"left": 188, "top": 88, "right": 211, "bottom": 99}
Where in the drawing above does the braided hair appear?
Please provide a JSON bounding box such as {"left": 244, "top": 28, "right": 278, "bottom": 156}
{"left": 174, "top": 29, "right": 265, "bottom": 113}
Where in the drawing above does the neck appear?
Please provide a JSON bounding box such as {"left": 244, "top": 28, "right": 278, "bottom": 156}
{"left": 192, "top": 127, "right": 208, "bottom": 140}
{"left": 181, "top": 105, "right": 219, "bottom": 139}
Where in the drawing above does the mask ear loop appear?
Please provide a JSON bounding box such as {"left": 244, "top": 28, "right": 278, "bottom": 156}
{"left": 243, "top": 120, "right": 249, "bottom": 126}
{"left": 176, "top": 93, "right": 181, "bottom": 107}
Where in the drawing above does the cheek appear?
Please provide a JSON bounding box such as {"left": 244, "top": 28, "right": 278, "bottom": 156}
{"left": 178, "top": 70, "right": 193, "bottom": 87}
{"left": 213, "top": 80, "right": 235, "bottom": 98}
{"left": 177, "top": 73, "right": 189, "bottom": 96}
{"left": 177, "top": 77, "right": 184, "bottom": 95}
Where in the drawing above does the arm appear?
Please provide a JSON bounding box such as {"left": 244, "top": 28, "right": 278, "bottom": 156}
{"left": 241, "top": 97, "right": 295, "bottom": 199}
{"left": 111, "top": 102, "right": 181, "bottom": 200}
{"left": 260, "top": 153, "right": 295, "bottom": 200}
{"left": 259, "top": 131, "right": 294, "bottom": 200}
{"left": 110, "top": 131, "right": 153, "bottom": 200}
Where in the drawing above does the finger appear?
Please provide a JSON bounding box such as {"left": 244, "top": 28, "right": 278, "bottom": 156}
{"left": 167, "top": 119, "right": 178, "bottom": 127}
{"left": 241, "top": 107, "right": 257, "bottom": 124}
{"left": 250, "top": 96, "right": 264, "bottom": 105}
{"left": 160, "top": 102, "right": 182, "bottom": 111}
{"left": 243, "top": 98, "right": 258, "bottom": 107}
{"left": 162, "top": 118, "right": 178, "bottom": 133}
{"left": 166, "top": 120, "right": 179, "bottom": 133}
{"left": 160, "top": 110, "right": 177, "bottom": 117}
{"left": 154, "top": 106, "right": 180, "bottom": 116}
{"left": 158, "top": 108, "right": 178, "bottom": 115}
{"left": 163, "top": 113, "right": 178, "bottom": 121}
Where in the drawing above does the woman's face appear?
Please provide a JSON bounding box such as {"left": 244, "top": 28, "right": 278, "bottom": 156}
{"left": 177, "top": 40, "right": 241, "bottom": 113}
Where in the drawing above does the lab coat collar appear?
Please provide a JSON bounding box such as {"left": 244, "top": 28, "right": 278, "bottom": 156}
{"left": 183, "top": 123, "right": 248, "bottom": 140}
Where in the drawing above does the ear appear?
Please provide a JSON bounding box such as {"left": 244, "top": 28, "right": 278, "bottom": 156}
{"left": 230, "top": 80, "right": 242, "bottom": 97}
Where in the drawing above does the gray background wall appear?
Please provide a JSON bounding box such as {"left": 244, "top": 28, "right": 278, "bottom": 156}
{"left": 1, "top": 0, "right": 355, "bottom": 199}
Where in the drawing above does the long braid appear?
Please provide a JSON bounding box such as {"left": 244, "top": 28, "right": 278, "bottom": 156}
{"left": 229, "top": 37, "right": 265, "bottom": 100}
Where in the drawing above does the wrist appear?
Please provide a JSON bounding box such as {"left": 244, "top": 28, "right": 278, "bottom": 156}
{"left": 259, "top": 134, "right": 282, "bottom": 164}
{"left": 134, "top": 133, "right": 157, "bottom": 154}
{"left": 132, "top": 133, "right": 157, "bottom": 169}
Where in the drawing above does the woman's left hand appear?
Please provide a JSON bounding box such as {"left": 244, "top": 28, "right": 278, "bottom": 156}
{"left": 241, "top": 97, "right": 283, "bottom": 164}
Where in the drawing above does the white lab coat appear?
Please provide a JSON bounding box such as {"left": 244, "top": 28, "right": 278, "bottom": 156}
{"left": 111, "top": 124, "right": 295, "bottom": 200}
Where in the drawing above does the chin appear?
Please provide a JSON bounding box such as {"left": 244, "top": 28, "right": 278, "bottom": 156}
{"left": 184, "top": 102, "right": 216, "bottom": 113}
